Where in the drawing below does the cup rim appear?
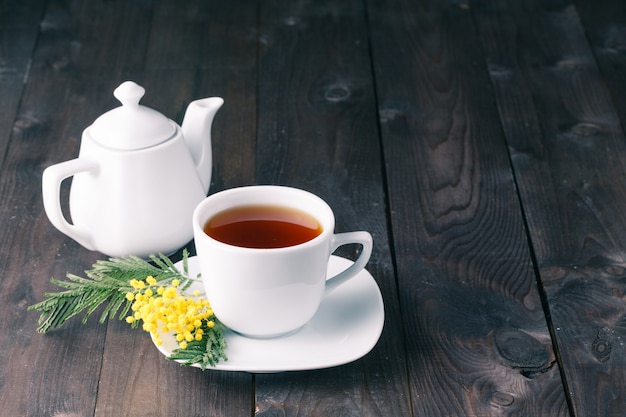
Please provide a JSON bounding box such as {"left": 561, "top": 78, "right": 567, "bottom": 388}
{"left": 193, "top": 185, "right": 335, "bottom": 252}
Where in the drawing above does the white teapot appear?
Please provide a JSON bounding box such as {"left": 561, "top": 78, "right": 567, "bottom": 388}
{"left": 42, "top": 81, "right": 223, "bottom": 258}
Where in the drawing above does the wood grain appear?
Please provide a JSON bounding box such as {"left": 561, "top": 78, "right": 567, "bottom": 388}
{"left": 367, "top": 0, "right": 568, "bottom": 415}
{"left": 575, "top": 0, "right": 626, "bottom": 129}
{"left": 3, "top": 0, "right": 626, "bottom": 415}
{"left": 474, "top": 0, "right": 626, "bottom": 415}
{"left": 0, "top": 0, "right": 46, "bottom": 168}
{"left": 0, "top": 0, "right": 118, "bottom": 413}
{"left": 143, "top": 0, "right": 260, "bottom": 191}
{"left": 254, "top": 0, "right": 411, "bottom": 416}
{"left": 92, "top": 1, "right": 258, "bottom": 416}
{"left": 0, "top": 0, "right": 255, "bottom": 416}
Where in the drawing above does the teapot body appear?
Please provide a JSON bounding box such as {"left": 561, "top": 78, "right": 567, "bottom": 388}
{"left": 42, "top": 81, "right": 222, "bottom": 258}
{"left": 44, "top": 127, "right": 208, "bottom": 258}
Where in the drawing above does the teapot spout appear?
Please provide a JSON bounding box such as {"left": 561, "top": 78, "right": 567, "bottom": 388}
{"left": 181, "top": 97, "right": 224, "bottom": 192}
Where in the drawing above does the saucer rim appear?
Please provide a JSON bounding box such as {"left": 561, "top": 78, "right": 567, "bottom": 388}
{"left": 151, "top": 255, "right": 385, "bottom": 373}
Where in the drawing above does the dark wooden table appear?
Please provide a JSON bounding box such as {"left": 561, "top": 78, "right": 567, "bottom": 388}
{"left": 2, "top": 0, "right": 626, "bottom": 415}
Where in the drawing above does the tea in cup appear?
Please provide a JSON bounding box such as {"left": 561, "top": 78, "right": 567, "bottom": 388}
{"left": 192, "top": 185, "right": 373, "bottom": 338}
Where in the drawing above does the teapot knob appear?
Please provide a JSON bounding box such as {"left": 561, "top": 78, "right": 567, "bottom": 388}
{"left": 113, "top": 81, "right": 145, "bottom": 107}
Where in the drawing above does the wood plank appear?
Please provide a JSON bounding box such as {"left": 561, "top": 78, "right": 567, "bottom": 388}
{"left": 0, "top": 0, "right": 46, "bottom": 169}
{"left": 367, "top": 0, "right": 569, "bottom": 415}
{"left": 254, "top": 0, "right": 412, "bottom": 415}
{"left": 473, "top": 0, "right": 626, "bottom": 415}
{"left": 93, "top": 1, "right": 258, "bottom": 416}
{"left": 0, "top": 0, "right": 139, "bottom": 414}
{"left": 0, "top": 0, "right": 249, "bottom": 416}
{"left": 574, "top": 0, "right": 626, "bottom": 131}
{"left": 143, "top": 0, "right": 259, "bottom": 192}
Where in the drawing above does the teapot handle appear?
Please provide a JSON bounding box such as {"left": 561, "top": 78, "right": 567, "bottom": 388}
{"left": 42, "top": 158, "right": 98, "bottom": 250}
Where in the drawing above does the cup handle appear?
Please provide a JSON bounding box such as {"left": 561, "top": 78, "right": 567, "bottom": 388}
{"left": 42, "top": 158, "right": 98, "bottom": 250}
{"left": 324, "top": 231, "right": 373, "bottom": 295}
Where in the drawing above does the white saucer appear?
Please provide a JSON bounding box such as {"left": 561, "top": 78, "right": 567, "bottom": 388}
{"left": 152, "top": 255, "right": 384, "bottom": 372}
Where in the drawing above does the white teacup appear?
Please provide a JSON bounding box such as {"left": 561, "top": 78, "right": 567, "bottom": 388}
{"left": 192, "top": 185, "right": 373, "bottom": 338}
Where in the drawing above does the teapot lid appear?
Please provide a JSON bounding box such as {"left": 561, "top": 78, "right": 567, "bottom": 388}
{"left": 89, "top": 81, "right": 176, "bottom": 150}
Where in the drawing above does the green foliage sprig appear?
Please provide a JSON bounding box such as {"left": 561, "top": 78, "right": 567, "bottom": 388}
{"left": 28, "top": 250, "right": 227, "bottom": 369}
{"left": 167, "top": 319, "right": 228, "bottom": 366}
